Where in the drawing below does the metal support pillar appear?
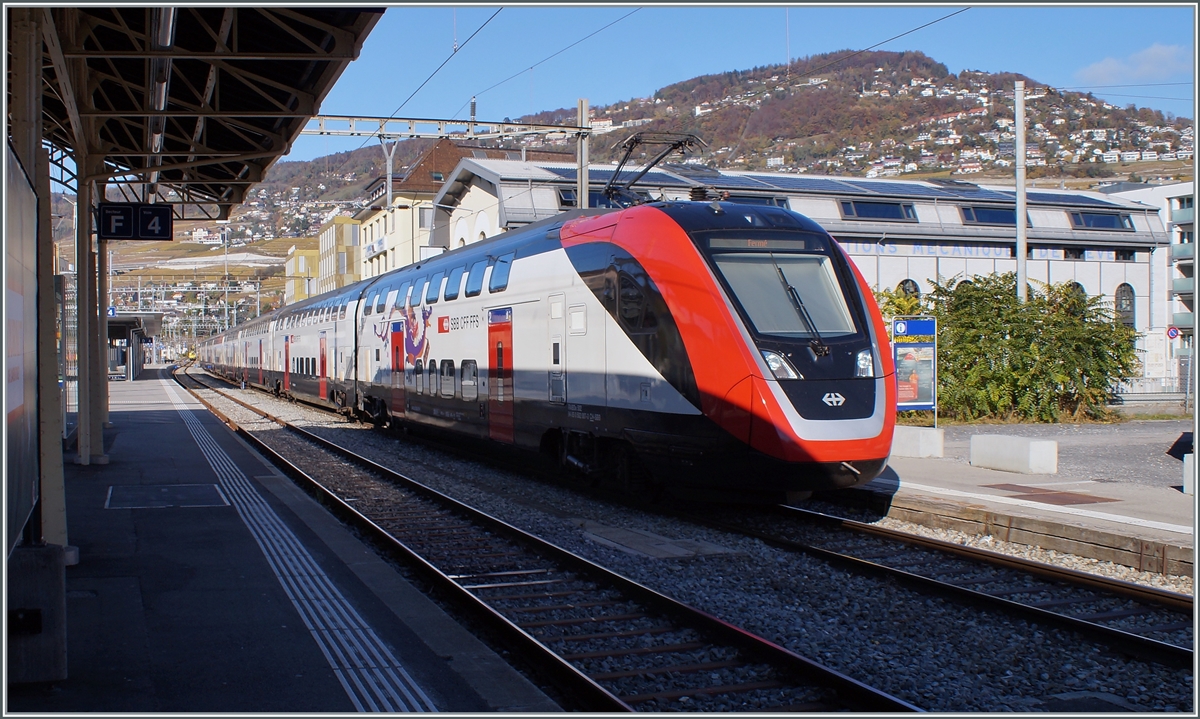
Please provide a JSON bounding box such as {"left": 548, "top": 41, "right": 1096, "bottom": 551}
{"left": 577, "top": 99, "right": 589, "bottom": 209}
{"left": 1015, "top": 80, "right": 1027, "bottom": 303}
{"left": 98, "top": 238, "right": 111, "bottom": 426}
{"left": 74, "top": 174, "right": 93, "bottom": 465}
{"left": 37, "top": 148, "right": 73, "bottom": 558}
{"left": 82, "top": 173, "right": 107, "bottom": 464}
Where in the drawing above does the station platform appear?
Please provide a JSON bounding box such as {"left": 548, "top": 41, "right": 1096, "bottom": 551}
{"left": 7, "top": 367, "right": 559, "bottom": 713}
{"left": 844, "top": 422, "right": 1195, "bottom": 577}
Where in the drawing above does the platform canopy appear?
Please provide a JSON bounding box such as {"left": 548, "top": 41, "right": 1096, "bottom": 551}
{"left": 37, "top": 7, "right": 383, "bottom": 219}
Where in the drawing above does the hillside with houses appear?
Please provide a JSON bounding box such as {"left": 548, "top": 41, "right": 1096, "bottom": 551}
{"left": 70, "top": 49, "right": 1191, "bottom": 251}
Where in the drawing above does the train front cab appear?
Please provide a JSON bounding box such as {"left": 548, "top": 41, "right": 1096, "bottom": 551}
{"left": 561, "top": 202, "right": 896, "bottom": 495}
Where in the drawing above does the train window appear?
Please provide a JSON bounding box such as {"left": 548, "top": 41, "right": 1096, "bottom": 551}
{"left": 617, "top": 274, "right": 658, "bottom": 332}
{"left": 440, "top": 360, "right": 455, "bottom": 399}
{"left": 712, "top": 252, "right": 857, "bottom": 338}
{"left": 397, "top": 281, "right": 412, "bottom": 308}
{"left": 427, "top": 360, "right": 439, "bottom": 396}
{"left": 619, "top": 275, "right": 644, "bottom": 326}
{"left": 444, "top": 266, "right": 466, "bottom": 301}
{"left": 488, "top": 253, "right": 515, "bottom": 293}
{"left": 465, "top": 260, "right": 487, "bottom": 297}
{"left": 374, "top": 291, "right": 386, "bottom": 314}
{"left": 414, "top": 360, "right": 424, "bottom": 394}
{"left": 460, "top": 360, "right": 478, "bottom": 401}
{"left": 426, "top": 272, "right": 445, "bottom": 304}
{"left": 410, "top": 277, "right": 427, "bottom": 306}
{"left": 364, "top": 294, "right": 375, "bottom": 315}
{"left": 339, "top": 303, "right": 347, "bottom": 320}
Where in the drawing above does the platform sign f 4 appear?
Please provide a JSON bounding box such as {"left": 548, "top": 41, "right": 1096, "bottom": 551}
{"left": 97, "top": 203, "right": 173, "bottom": 240}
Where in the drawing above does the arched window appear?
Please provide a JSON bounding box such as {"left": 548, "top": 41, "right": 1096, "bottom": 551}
{"left": 1068, "top": 281, "right": 1086, "bottom": 296}
{"left": 898, "top": 279, "right": 921, "bottom": 297}
{"left": 1115, "top": 283, "right": 1135, "bottom": 328}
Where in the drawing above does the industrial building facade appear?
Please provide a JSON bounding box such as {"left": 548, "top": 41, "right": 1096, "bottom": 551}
{"left": 431, "top": 159, "right": 1174, "bottom": 383}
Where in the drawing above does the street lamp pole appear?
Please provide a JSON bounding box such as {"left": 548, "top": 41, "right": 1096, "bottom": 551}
{"left": 218, "top": 220, "right": 231, "bottom": 329}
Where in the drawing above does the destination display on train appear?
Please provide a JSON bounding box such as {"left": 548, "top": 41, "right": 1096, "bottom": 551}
{"left": 708, "top": 238, "right": 807, "bottom": 250}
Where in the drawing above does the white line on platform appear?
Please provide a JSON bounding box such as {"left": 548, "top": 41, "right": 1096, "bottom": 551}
{"left": 164, "top": 380, "right": 436, "bottom": 712}
{"left": 1013, "top": 480, "right": 1097, "bottom": 487}
{"left": 889, "top": 480, "right": 1194, "bottom": 536}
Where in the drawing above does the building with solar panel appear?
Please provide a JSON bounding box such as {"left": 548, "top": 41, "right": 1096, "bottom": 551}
{"left": 431, "top": 159, "right": 1174, "bottom": 389}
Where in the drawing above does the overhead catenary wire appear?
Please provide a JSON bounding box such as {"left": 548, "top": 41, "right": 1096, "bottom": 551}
{"left": 792, "top": 7, "right": 971, "bottom": 80}
{"left": 450, "top": 7, "right": 642, "bottom": 119}
{"left": 327, "top": 8, "right": 505, "bottom": 178}
{"left": 727, "top": 7, "right": 970, "bottom": 162}
{"left": 387, "top": 7, "right": 503, "bottom": 121}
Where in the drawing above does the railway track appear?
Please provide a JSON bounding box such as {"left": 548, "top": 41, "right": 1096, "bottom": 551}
{"left": 174, "top": 366, "right": 920, "bottom": 712}
{"left": 678, "top": 503, "right": 1194, "bottom": 670}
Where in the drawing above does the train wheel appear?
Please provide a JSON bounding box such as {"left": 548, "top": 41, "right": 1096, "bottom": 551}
{"left": 614, "top": 444, "right": 660, "bottom": 505}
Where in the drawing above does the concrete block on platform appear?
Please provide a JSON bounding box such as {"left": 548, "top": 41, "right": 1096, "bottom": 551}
{"left": 970, "top": 434, "right": 1057, "bottom": 474}
{"left": 891, "top": 426, "right": 944, "bottom": 458}
{"left": 1184, "top": 454, "right": 1194, "bottom": 495}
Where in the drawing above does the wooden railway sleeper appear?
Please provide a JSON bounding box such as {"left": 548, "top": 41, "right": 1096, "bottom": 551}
{"left": 447, "top": 568, "right": 555, "bottom": 581}
{"left": 518, "top": 611, "right": 650, "bottom": 628}
{"left": 544, "top": 625, "right": 677, "bottom": 643}
{"left": 622, "top": 679, "right": 785, "bottom": 704}
{"left": 591, "top": 659, "right": 745, "bottom": 681}
{"left": 504, "top": 600, "right": 626, "bottom": 615}
{"left": 561, "top": 641, "right": 707, "bottom": 661}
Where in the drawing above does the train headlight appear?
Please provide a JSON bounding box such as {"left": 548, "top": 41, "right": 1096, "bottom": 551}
{"left": 855, "top": 348, "right": 875, "bottom": 378}
{"left": 762, "top": 350, "right": 801, "bottom": 380}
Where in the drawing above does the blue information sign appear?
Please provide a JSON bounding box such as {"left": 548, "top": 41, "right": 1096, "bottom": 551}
{"left": 893, "top": 318, "right": 936, "bottom": 337}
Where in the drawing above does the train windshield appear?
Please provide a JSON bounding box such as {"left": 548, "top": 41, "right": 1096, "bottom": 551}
{"left": 711, "top": 252, "right": 857, "bottom": 339}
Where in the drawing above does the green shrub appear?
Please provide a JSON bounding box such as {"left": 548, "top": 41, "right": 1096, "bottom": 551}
{"left": 877, "top": 273, "right": 1141, "bottom": 422}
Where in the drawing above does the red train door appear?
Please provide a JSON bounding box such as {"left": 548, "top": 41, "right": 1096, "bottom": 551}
{"left": 283, "top": 336, "right": 290, "bottom": 391}
{"left": 488, "top": 307, "right": 514, "bottom": 443}
{"left": 390, "top": 320, "right": 405, "bottom": 420}
{"left": 318, "top": 331, "right": 328, "bottom": 400}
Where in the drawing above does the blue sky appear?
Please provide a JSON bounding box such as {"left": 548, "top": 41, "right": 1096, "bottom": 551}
{"left": 285, "top": 4, "right": 1196, "bottom": 162}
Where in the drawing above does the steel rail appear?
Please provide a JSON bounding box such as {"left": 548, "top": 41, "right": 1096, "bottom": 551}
{"left": 777, "top": 503, "right": 1194, "bottom": 611}
{"left": 676, "top": 504, "right": 1193, "bottom": 670}
{"left": 174, "top": 365, "right": 922, "bottom": 712}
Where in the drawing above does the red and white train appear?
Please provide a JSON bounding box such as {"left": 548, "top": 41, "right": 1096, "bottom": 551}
{"left": 199, "top": 201, "right": 896, "bottom": 500}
